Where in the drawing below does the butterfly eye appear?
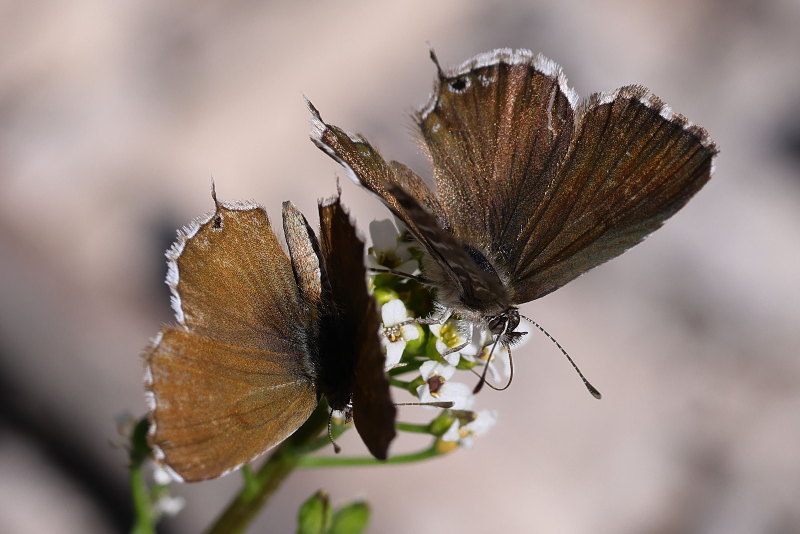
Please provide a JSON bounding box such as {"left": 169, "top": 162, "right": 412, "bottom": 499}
{"left": 448, "top": 76, "right": 470, "bottom": 93}
{"left": 212, "top": 214, "right": 223, "bottom": 230}
{"left": 357, "top": 144, "right": 373, "bottom": 157}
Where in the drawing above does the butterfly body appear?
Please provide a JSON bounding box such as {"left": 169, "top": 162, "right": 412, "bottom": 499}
{"left": 309, "top": 48, "right": 717, "bottom": 345}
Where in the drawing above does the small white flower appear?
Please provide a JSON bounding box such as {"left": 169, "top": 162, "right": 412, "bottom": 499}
{"left": 154, "top": 494, "right": 186, "bottom": 517}
{"left": 368, "top": 219, "right": 417, "bottom": 273}
{"left": 429, "top": 321, "right": 473, "bottom": 366}
{"left": 440, "top": 410, "right": 498, "bottom": 449}
{"left": 152, "top": 464, "right": 174, "bottom": 486}
{"left": 441, "top": 420, "right": 462, "bottom": 442}
{"left": 415, "top": 361, "right": 474, "bottom": 410}
{"left": 468, "top": 409, "right": 499, "bottom": 436}
{"left": 380, "top": 299, "right": 420, "bottom": 367}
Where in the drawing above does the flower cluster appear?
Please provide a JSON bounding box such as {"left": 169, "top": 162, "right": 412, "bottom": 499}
{"left": 368, "top": 219, "right": 529, "bottom": 450}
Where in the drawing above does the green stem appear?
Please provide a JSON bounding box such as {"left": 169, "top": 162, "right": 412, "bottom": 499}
{"left": 297, "top": 445, "right": 443, "bottom": 468}
{"left": 388, "top": 377, "right": 412, "bottom": 389}
{"left": 396, "top": 422, "right": 430, "bottom": 434}
{"left": 204, "top": 403, "right": 330, "bottom": 534}
{"left": 388, "top": 362, "right": 422, "bottom": 376}
{"left": 129, "top": 419, "right": 155, "bottom": 534}
{"left": 129, "top": 460, "right": 155, "bottom": 534}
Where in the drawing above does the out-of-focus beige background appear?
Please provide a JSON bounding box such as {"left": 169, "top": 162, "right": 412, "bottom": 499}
{"left": 1, "top": 1, "right": 798, "bottom": 533}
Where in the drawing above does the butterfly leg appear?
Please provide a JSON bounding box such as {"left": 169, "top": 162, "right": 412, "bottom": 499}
{"left": 368, "top": 267, "right": 432, "bottom": 284}
{"left": 439, "top": 339, "right": 470, "bottom": 356}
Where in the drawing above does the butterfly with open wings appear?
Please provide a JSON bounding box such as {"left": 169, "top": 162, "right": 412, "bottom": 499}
{"left": 309, "top": 48, "right": 717, "bottom": 361}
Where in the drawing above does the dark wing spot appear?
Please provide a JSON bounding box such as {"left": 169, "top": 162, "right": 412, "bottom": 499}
{"left": 449, "top": 77, "right": 468, "bottom": 93}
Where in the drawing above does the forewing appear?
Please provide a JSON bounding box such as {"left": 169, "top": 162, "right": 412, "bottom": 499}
{"left": 509, "top": 86, "right": 717, "bottom": 302}
{"left": 417, "top": 49, "right": 575, "bottom": 263}
{"left": 318, "top": 195, "right": 396, "bottom": 459}
{"left": 309, "top": 102, "right": 507, "bottom": 313}
{"left": 167, "top": 197, "right": 304, "bottom": 351}
{"left": 308, "top": 100, "right": 443, "bottom": 225}
{"left": 145, "top": 326, "right": 317, "bottom": 482}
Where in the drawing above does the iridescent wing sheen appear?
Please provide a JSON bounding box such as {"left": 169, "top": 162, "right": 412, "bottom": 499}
{"left": 417, "top": 50, "right": 716, "bottom": 304}
{"left": 311, "top": 49, "right": 716, "bottom": 318}
{"left": 506, "top": 86, "right": 717, "bottom": 303}
{"left": 416, "top": 49, "right": 575, "bottom": 268}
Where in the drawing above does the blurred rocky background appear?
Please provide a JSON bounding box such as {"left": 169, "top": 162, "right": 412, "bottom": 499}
{"left": 1, "top": 0, "right": 798, "bottom": 532}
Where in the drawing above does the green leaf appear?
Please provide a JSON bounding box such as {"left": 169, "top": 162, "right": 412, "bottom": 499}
{"left": 296, "top": 490, "right": 332, "bottom": 534}
{"left": 330, "top": 501, "right": 370, "bottom": 534}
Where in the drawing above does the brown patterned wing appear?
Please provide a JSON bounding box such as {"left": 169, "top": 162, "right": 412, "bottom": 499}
{"left": 317, "top": 194, "right": 396, "bottom": 459}
{"left": 282, "top": 201, "right": 325, "bottom": 308}
{"left": 309, "top": 101, "right": 508, "bottom": 314}
{"left": 167, "top": 195, "right": 305, "bottom": 351}
{"left": 147, "top": 192, "right": 319, "bottom": 481}
{"left": 508, "top": 86, "right": 718, "bottom": 303}
{"left": 145, "top": 327, "right": 317, "bottom": 482}
{"left": 308, "top": 99, "right": 443, "bottom": 224}
{"left": 416, "top": 49, "right": 575, "bottom": 265}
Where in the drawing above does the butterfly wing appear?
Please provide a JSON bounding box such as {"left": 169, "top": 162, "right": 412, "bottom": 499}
{"left": 309, "top": 102, "right": 508, "bottom": 314}
{"left": 507, "top": 86, "right": 717, "bottom": 302}
{"left": 145, "top": 198, "right": 317, "bottom": 481}
{"left": 166, "top": 196, "right": 308, "bottom": 350}
{"left": 417, "top": 50, "right": 716, "bottom": 304}
{"left": 317, "top": 194, "right": 396, "bottom": 460}
{"left": 416, "top": 50, "right": 576, "bottom": 266}
{"left": 145, "top": 327, "right": 317, "bottom": 482}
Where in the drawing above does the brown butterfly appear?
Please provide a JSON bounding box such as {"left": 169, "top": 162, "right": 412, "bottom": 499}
{"left": 144, "top": 189, "right": 395, "bottom": 482}
{"left": 308, "top": 48, "right": 717, "bottom": 349}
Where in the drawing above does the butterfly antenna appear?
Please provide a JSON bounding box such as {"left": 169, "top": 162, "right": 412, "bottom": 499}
{"left": 519, "top": 314, "right": 602, "bottom": 399}
{"left": 327, "top": 409, "right": 342, "bottom": 454}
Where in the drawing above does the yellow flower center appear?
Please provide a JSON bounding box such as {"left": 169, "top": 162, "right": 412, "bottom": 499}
{"left": 385, "top": 325, "right": 402, "bottom": 342}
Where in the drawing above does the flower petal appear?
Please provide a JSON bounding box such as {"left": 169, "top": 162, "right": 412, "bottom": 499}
{"left": 385, "top": 340, "right": 406, "bottom": 367}
{"left": 443, "top": 352, "right": 461, "bottom": 366}
{"left": 441, "top": 421, "right": 461, "bottom": 442}
{"left": 381, "top": 299, "right": 407, "bottom": 327}
{"left": 369, "top": 219, "right": 400, "bottom": 251}
{"left": 429, "top": 323, "right": 443, "bottom": 338}
{"left": 400, "top": 324, "right": 420, "bottom": 341}
{"left": 439, "top": 382, "right": 475, "bottom": 410}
